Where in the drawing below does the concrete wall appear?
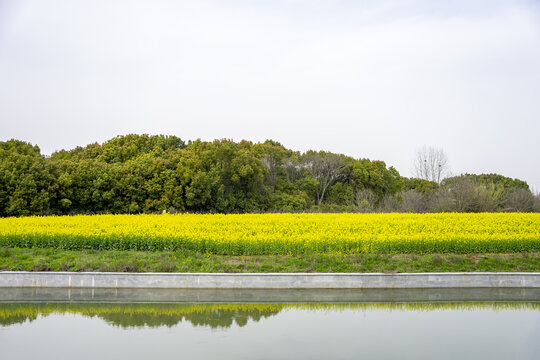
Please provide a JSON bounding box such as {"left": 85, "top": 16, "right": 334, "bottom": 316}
{"left": 2, "top": 287, "right": 539, "bottom": 303}
{"left": 1, "top": 272, "right": 539, "bottom": 289}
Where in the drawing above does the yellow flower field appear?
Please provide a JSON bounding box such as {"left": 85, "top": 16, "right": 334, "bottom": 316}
{"left": 0, "top": 213, "right": 539, "bottom": 254}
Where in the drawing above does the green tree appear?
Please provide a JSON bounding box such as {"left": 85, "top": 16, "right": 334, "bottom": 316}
{"left": 350, "top": 159, "right": 401, "bottom": 199}
{"left": 301, "top": 151, "right": 351, "bottom": 205}
{"left": 0, "top": 140, "right": 56, "bottom": 216}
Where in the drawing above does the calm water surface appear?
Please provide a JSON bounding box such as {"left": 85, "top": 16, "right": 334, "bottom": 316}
{"left": 1, "top": 288, "right": 538, "bottom": 360}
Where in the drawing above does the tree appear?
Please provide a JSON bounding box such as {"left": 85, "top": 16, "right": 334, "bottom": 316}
{"left": 504, "top": 188, "right": 534, "bottom": 212}
{"left": 253, "top": 140, "right": 292, "bottom": 188}
{"left": 2, "top": 135, "right": 535, "bottom": 215}
{"left": 439, "top": 176, "right": 476, "bottom": 212}
{"left": 0, "top": 140, "right": 56, "bottom": 216}
{"left": 397, "top": 190, "right": 425, "bottom": 212}
{"left": 354, "top": 189, "right": 377, "bottom": 212}
{"left": 401, "top": 177, "right": 439, "bottom": 194}
{"left": 462, "top": 173, "right": 529, "bottom": 191}
{"left": 412, "top": 145, "right": 450, "bottom": 184}
{"left": 301, "top": 151, "right": 349, "bottom": 205}
{"left": 177, "top": 139, "right": 267, "bottom": 213}
{"left": 351, "top": 159, "right": 402, "bottom": 198}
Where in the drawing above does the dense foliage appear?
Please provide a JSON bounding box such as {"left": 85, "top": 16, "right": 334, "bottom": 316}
{"left": 1, "top": 213, "right": 538, "bottom": 254}
{"left": 0, "top": 135, "right": 537, "bottom": 215}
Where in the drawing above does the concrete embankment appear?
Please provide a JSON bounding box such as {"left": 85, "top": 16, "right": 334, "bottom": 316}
{"left": 1, "top": 287, "right": 539, "bottom": 303}
{"left": 0, "top": 272, "right": 539, "bottom": 289}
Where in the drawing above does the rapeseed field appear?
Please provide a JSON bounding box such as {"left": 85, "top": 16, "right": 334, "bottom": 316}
{"left": 0, "top": 213, "right": 538, "bottom": 254}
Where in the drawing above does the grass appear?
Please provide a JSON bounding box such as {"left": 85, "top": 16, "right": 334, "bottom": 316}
{"left": 0, "top": 247, "right": 538, "bottom": 273}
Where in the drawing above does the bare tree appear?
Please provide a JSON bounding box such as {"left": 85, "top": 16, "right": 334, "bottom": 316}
{"left": 379, "top": 194, "right": 398, "bottom": 212}
{"left": 412, "top": 145, "right": 450, "bottom": 183}
{"left": 354, "top": 189, "right": 377, "bottom": 212}
{"left": 398, "top": 190, "right": 425, "bottom": 212}
{"left": 302, "top": 151, "right": 348, "bottom": 205}
{"left": 283, "top": 158, "right": 302, "bottom": 183}
{"left": 442, "top": 176, "right": 475, "bottom": 212}
{"left": 474, "top": 183, "right": 504, "bottom": 212}
{"left": 261, "top": 156, "right": 278, "bottom": 186}
{"left": 504, "top": 188, "right": 535, "bottom": 212}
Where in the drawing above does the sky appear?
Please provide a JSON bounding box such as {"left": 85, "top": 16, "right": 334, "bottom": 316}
{"left": 1, "top": 0, "right": 539, "bottom": 189}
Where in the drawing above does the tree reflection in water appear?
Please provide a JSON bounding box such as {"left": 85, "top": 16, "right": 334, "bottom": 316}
{"left": 0, "top": 302, "right": 538, "bottom": 329}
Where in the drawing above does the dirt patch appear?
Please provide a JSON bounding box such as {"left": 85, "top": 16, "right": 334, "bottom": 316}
{"left": 119, "top": 263, "right": 139, "bottom": 272}
{"left": 32, "top": 264, "right": 53, "bottom": 271}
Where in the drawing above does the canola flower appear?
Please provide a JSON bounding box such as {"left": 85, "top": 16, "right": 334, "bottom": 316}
{"left": 0, "top": 213, "right": 539, "bottom": 254}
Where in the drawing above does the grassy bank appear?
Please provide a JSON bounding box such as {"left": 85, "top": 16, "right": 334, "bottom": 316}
{"left": 1, "top": 248, "right": 538, "bottom": 273}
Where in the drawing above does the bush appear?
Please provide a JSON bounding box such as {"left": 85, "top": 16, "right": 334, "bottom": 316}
{"left": 397, "top": 190, "right": 425, "bottom": 213}
{"left": 354, "top": 189, "right": 377, "bottom": 212}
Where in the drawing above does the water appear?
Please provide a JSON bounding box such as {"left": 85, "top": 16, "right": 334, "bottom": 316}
{"left": 1, "top": 288, "right": 538, "bottom": 360}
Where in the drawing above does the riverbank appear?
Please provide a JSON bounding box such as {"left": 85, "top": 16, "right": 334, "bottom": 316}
{"left": 1, "top": 248, "right": 539, "bottom": 273}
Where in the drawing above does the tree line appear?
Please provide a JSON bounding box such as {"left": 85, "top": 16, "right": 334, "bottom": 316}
{"left": 0, "top": 134, "right": 538, "bottom": 216}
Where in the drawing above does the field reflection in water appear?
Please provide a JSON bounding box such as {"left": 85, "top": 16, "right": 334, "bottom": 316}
{"left": 1, "top": 301, "right": 539, "bottom": 329}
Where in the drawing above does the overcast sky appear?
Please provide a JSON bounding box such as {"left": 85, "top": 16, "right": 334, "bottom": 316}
{"left": 1, "top": 0, "right": 539, "bottom": 189}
